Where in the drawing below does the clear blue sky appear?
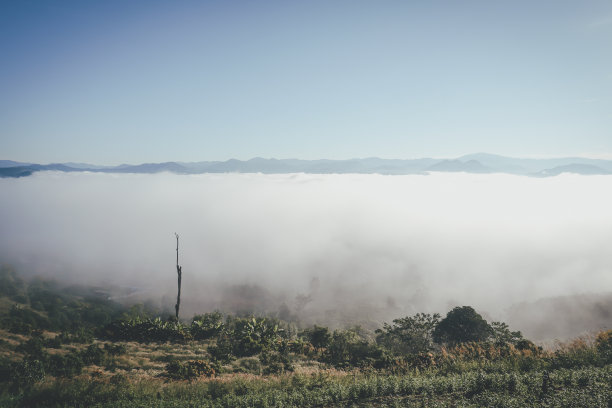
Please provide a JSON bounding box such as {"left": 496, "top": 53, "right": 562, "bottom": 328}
{"left": 1, "top": 0, "right": 611, "bottom": 164}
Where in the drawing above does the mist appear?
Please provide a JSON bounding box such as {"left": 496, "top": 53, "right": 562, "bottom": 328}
{"left": 1, "top": 171, "right": 611, "bottom": 339}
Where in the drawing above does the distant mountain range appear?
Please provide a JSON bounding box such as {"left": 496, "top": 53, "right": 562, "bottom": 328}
{"left": 2, "top": 153, "right": 612, "bottom": 178}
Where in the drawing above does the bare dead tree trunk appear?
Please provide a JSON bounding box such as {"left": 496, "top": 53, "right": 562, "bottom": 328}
{"left": 175, "top": 233, "right": 182, "bottom": 320}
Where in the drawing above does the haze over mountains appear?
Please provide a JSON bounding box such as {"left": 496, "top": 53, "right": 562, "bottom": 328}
{"left": 2, "top": 153, "right": 612, "bottom": 178}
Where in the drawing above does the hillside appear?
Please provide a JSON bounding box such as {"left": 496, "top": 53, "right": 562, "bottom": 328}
{"left": 0, "top": 265, "right": 611, "bottom": 407}
{"left": 3, "top": 154, "right": 612, "bottom": 178}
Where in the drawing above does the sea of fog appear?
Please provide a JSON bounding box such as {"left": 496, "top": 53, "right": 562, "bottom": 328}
{"left": 1, "top": 171, "right": 611, "bottom": 339}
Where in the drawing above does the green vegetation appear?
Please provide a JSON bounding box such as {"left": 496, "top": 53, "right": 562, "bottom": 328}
{"left": 0, "top": 265, "right": 610, "bottom": 407}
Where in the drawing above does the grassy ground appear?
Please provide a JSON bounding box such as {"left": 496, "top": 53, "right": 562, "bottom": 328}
{"left": 1, "top": 328, "right": 610, "bottom": 407}
{"left": 3, "top": 365, "right": 610, "bottom": 407}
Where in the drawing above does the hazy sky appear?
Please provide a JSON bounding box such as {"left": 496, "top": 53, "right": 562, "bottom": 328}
{"left": 1, "top": 1, "right": 611, "bottom": 164}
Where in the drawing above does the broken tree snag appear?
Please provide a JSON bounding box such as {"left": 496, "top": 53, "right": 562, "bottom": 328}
{"left": 175, "top": 233, "right": 182, "bottom": 320}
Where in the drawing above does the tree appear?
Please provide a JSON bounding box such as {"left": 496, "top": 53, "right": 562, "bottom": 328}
{"left": 376, "top": 313, "right": 440, "bottom": 355}
{"left": 490, "top": 321, "right": 523, "bottom": 346}
{"left": 174, "top": 233, "right": 182, "bottom": 320}
{"left": 302, "top": 325, "right": 331, "bottom": 351}
{"left": 433, "top": 306, "right": 492, "bottom": 345}
{"left": 323, "top": 329, "right": 390, "bottom": 369}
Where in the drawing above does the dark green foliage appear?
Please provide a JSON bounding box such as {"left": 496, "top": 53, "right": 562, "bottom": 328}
{"left": 323, "top": 329, "right": 391, "bottom": 369}
{"left": 596, "top": 330, "right": 612, "bottom": 364}
{"left": 100, "top": 317, "right": 192, "bottom": 342}
{"left": 259, "top": 347, "right": 294, "bottom": 374}
{"left": 490, "top": 321, "right": 524, "bottom": 345}
{"left": 208, "top": 331, "right": 235, "bottom": 363}
{"left": 300, "top": 325, "right": 331, "bottom": 351}
{"left": 191, "top": 311, "right": 224, "bottom": 340}
{"left": 80, "top": 344, "right": 105, "bottom": 365}
{"left": 0, "top": 272, "right": 124, "bottom": 335}
{"left": 222, "top": 316, "right": 283, "bottom": 358}
{"left": 103, "top": 342, "right": 127, "bottom": 356}
{"left": 206, "top": 316, "right": 287, "bottom": 364}
{"left": 433, "top": 306, "right": 493, "bottom": 345}
{"left": 165, "top": 359, "right": 215, "bottom": 380}
{"left": 8, "top": 358, "right": 45, "bottom": 391}
{"left": 47, "top": 353, "right": 84, "bottom": 378}
{"left": 376, "top": 313, "right": 440, "bottom": 355}
{"left": 0, "top": 359, "right": 10, "bottom": 383}
{"left": 235, "top": 357, "right": 262, "bottom": 374}
{"left": 57, "top": 327, "right": 94, "bottom": 344}
{"left": 16, "top": 334, "right": 48, "bottom": 359}
{"left": 516, "top": 338, "right": 539, "bottom": 351}
{"left": 27, "top": 278, "right": 65, "bottom": 313}
{"left": 2, "top": 304, "right": 50, "bottom": 334}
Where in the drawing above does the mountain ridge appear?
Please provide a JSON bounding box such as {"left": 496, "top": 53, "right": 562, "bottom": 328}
{"left": 2, "top": 155, "right": 612, "bottom": 178}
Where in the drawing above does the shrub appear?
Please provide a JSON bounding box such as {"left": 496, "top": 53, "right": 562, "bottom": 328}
{"left": 208, "top": 332, "right": 234, "bottom": 363}
{"left": 259, "top": 349, "right": 293, "bottom": 374}
{"left": 104, "top": 343, "right": 127, "bottom": 356}
{"left": 230, "top": 317, "right": 281, "bottom": 357}
{"left": 100, "top": 317, "right": 192, "bottom": 343}
{"left": 300, "top": 325, "right": 331, "bottom": 351}
{"left": 9, "top": 358, "right": 45, "bottom": 391}
{"left": 47, "top": 353, "right": 84, "bottom": 378}
{"left": 80, "top": 344, "right": 106, "bottom": 365}
{"left": 57, "top": 328, "right": 94, "bottom": 344}
{"left": 165, "top": 359, "right": 215, "bottom": 380}
{"left": 596, "top": 330, "right": 612, "bottom": 363}
{"left": 236, "top": 357, "right": 262, "bottom": 374}
{"left": 191, "top": 311, "right": 224, "bottom": 340}
{"left": 323, "top": 329, "right": 391, "bottom": 369}
{"left": 2, "top": 304, "right": 50, "bottom": 334}
{"left": 16, "top": 335, "right": 48, "bottom": 360}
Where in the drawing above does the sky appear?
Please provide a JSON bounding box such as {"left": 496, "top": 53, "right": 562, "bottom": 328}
{"left": 1, "top": 0, "right": 611, "bottom": 165}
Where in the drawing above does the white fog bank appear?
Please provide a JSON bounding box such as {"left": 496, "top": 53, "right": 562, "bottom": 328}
{"left": 1, "top": 172, "right": 611, "bottom": 338}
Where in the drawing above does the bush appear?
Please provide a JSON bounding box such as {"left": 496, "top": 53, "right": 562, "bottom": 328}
{"left": 208, "top": 333, "right": 234, "bottom": 364}
{"left": 9, "top": 358, "right": 45, "bottom": 391}
{"left": 165, "top": 359, "right": 215, "bottom": 380}
{"left": 300, "top": 325, "right": 331, "bottom": 351}
{"left": 2, "top": 304, "right": 50, "bottom": 334}
{"left": 259, "top": 349, "right": 293, "bottom": 374}
{"left": 57, "top": 328, "right": 94, "bottom": 344}
{"left": 596, "top": 330, "right": 612, "bottom": 363}
{"left": 191, "top": 311, "right": 224, "bottom": 340}
{"left": 103, "top": 343, "right": 127, "bottom": 356}
{"left": 100, "top": 317, "right": 192, "bottom": 343}
{"left": 80, "top": 344, "right": 106, "bottom": 365}
{"left": 323, "top": 329, "right": 391, "bottom": 369}
{"left": 229, "top": 317, "right": 282, "bottom": 357}
{"left": 236, "top": 357, "right": 262, "bottom": 374}
{"left": 47, "top": 353, "right": 84, "bottom": 378}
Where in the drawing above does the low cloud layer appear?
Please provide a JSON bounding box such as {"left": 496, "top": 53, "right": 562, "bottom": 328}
{"left": 1, "top": 172, "right": 611, "bottom": 338}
